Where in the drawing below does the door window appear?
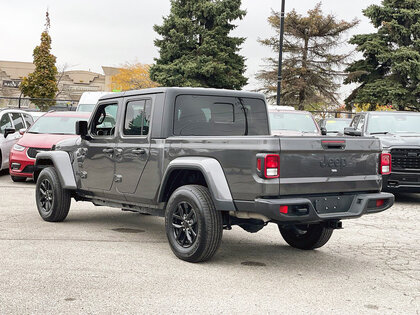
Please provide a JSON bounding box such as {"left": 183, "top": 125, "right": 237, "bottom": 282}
{"left": 0, "top": 114, "right": 13, "bottom": 134}
{"left": 123, "top": 99, "right": 151, "bottom": 136}
{"left": 11, "top": 113, "right": 25, "bottom": 130}
{"left": 23, "top": 113, "right": 34, "bottom": 128}
{"left": 91, "top": 103, "right": 118, "bottom": 136}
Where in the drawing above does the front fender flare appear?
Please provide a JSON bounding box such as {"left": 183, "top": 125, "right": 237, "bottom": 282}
{"left": 159, "top": 157, "right": 235, "bottom": 211}
{"left": 35, "top": 151, "right": 77, "bottom": 189}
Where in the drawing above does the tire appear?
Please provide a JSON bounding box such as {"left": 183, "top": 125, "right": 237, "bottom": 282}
{"left": 11, "top": 175, "right": 26, "bottom": 182}
{"left": 35, "top": 167, "right": 71, "bottom": 222}
{"left": 165, "top": 185, "right": 223, "bottom": 262}
{"left": 278, "top": 223, "right": 333, "bottom": 250}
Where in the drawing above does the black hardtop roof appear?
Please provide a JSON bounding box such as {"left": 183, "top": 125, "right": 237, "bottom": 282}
{"left": 98, "top": 87, "right": 265, "bottom": 101}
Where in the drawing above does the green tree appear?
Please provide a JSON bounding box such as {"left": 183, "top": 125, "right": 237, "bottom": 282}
{"left": 345, "top": 0, "right": 420, "bottom": 110}
{"left": 257, "top": 3, "right": 358, "bottom": 110}
{"left": 20, "top": 11, "right": 58, "bottom": 111}
{"left": 150, "top": 0, "right": 247, "bottom": 89}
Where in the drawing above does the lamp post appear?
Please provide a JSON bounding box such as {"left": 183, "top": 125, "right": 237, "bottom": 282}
{"left": 276, "top": 0, "right": 286, "bottom": 105}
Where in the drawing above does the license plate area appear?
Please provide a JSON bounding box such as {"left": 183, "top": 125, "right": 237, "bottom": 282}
{"left": 313, "top": 195, "right": 354, "bottom": 214}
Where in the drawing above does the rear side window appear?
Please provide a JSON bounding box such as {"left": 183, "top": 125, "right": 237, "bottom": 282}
{"left": 173, "top": 95, "right": 269, "bottom": 136}
{"left": 11, "top": 113, "right": 25, "bottom": 130}
{"left": 23, "top": 113, "right": 34, "bottom": 128}
{"left": 123, "top": 99, "right": 152, "bottom": 136}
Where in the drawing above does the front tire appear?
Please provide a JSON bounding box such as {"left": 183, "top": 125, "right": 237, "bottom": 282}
{"left": 165, "top": 185, "right": 223, "bottom": 262}
{"left": 278, "top": 223, "right": 333, "bottom": 250}
{"left": 35, "top": 167, "right": 71, "bottom": 222}
{"left": 11, "top": 175, "right": 26, "bottom": 182}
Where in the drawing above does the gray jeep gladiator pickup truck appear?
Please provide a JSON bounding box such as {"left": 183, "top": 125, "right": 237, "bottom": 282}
{"left": 34, "top": 88, "right": 394, "bottom": 262}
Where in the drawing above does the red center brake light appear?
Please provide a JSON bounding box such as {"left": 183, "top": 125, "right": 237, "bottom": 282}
{"left": 380, "top": 153, "right": 391, "bottom": 175}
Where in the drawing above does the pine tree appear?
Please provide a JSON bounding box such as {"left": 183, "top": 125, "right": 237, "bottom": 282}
{"left": 344, "top": 0, "right": 420, "bottom": 110}
{"left": 150, "top": 0, "right": 247, "bottom": 89}
{"left": 20, "top": 11, "right": 58, "bottom": 111}
{"left": 257, "top": 3, "right": 358, "bottom": 109}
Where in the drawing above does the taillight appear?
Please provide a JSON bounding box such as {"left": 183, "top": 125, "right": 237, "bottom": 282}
{"left": 256, "top": 154, "right": 280, "bottom": 179}
{"left": 380, "top": 153, "right": 391, "bottom": 175}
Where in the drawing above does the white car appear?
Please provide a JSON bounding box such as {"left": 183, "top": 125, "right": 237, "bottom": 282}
{"left": 0, "top": 109, "right": 34, "bottom": 171}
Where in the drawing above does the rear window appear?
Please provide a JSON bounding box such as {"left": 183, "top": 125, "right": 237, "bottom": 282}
{"left": 173, "top": 95, "right": 269, "bottom": 136}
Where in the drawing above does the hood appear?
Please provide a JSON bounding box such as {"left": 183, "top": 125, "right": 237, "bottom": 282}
{"left": 271, "top": 130, "right": 320, "bottom": 136}
{"left": 374, "top": 134, "right": 420, "bottom": 149}
{"left": 17, "top": 133, "right": 79, "bottom": 149}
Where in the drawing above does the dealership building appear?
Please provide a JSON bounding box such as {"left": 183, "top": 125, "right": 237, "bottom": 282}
{"left": 0, "top": 60, "right": 119, "bottom": 108}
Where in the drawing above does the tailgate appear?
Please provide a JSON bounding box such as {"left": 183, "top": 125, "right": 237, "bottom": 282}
{"left": 279, "top": 137, "right": 382, "bottom": 195}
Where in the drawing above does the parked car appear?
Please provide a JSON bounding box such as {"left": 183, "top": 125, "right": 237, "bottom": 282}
{"left": 33, "top": 88, "right": 393, "bottom": 262}
{"left": 345, "top": 111, "right": 420, "bottom": 193}
{"left": 0, "top": 109, "right": 34, "bottom": 172}
{"left": 9, "top": 111, "right": 90, "bottom": 182}
{"left": 268, "top": 106, "right": 321, "bottom": 135}
{"left": 318, "top": 118, "right": 352, "bottom": 135}
{"left": 76, "top": 92, "right": 115, "bottom": 113}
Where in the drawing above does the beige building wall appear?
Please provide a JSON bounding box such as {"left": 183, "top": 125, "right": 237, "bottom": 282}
{"left": 0, "top": 60, "right": 118, "bottom": 108}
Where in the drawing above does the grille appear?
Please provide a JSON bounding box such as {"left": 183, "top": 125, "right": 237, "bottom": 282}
{"left": 27, "top": 147, "right": 51, "bottom": 159}
{"left": 391, "top": 148, "right": 420, "bottom": 171}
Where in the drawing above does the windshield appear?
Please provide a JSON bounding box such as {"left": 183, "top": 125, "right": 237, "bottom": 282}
{"left": 367, "top": 114, "right": 420, "bottom": 134}
{"left": 28, "top": 116, "right": 88, "bottom": 135}
{"left": 77, "top": 104, "right": 95, "bottom": 112}
{"left": 269, "top": 112, "right": 318, "bottom": 133}
{"left": 325, "top": 119, "right": 351, "bottom": 133}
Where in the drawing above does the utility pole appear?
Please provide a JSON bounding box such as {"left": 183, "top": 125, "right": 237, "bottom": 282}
{"left": 276, "top": 0, "right": 286, "bottom": 105}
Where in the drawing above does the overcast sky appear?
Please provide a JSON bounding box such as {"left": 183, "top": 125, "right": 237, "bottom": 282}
{"left": 0, "top": 0, "right": 381, "bottom": 102}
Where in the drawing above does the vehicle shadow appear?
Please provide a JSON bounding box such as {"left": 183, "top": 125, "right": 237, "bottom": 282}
{"left": 63, "top": 209, "right": 362, "bottom": 271}
{"left": 393, "top": 193, "right": 420, "bottom": 204}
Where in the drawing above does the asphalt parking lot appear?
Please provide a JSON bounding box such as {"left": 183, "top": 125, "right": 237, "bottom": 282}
{"left": 0, "top": 171, "right": 418, "bottom": 314}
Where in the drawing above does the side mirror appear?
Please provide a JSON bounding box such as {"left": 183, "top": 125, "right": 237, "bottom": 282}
{"left": 76, "top": 121, "right": 89, "bottom": 140}
{"left": 321, "top": 127, "right": 327, "bottom": 135}
{"left": 344, "top": 127, "right": 362, "bottom": 136}
{"left": 19, "top": 128, "right": 27, "bottom": 135}
{"left": 4, "top": 128, "right": 16, "bottom": 138}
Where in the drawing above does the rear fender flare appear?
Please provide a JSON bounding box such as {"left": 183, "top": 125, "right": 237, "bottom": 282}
{"left": 35, "top": 151, "right": 76, "bottom": 189}
{"left": 159, "top": 157, "right": 235, "bottom": 211}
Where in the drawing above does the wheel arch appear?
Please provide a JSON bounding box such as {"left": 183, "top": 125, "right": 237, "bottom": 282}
{"left": 34, "top": 151, "right": 76, "bottom": 189}
{"left": 158, "top": 157, "right": 235, "bottom": 211}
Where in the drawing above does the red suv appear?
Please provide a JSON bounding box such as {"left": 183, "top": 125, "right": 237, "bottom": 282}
{"left": 9, "top": 111, "right": 90, "bottom": 182}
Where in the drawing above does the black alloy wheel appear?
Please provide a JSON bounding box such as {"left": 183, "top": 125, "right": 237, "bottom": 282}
{"left": 278, "top": 223, "right": 334, "bottom": 250}
{"left": 35, "top": 167, "right": 71, "bottom": 222}
{"left": 165, "top": 185, "right": 223, "bottom": 262}
{"left": 171, "top": 201, "right": 198, "bottom": 248}
{"left": 39, "top": 178, "right": 54, "bottom": 213}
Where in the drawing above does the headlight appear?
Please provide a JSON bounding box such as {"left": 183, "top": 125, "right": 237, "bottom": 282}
{"left": 13, "top": 144, "right": 25, "bottom": 151}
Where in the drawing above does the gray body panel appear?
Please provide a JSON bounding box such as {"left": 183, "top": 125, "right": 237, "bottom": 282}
{"left": 37, "top": 88, "right": 390, "bottom": 222}
{"left": 36, "top": 151, "right": 77, "bottom": 189}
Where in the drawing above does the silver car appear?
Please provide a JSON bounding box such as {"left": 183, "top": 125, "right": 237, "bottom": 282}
{"left": 0, "top": 109, "right": 34, "bottom": 171}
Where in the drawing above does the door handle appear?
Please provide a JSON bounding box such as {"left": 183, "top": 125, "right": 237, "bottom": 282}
{"left": 132, "top": 148, "right": 146, "bottom": 155}
{"left": 103, "top": 148, "right": 114, "bottom": 154}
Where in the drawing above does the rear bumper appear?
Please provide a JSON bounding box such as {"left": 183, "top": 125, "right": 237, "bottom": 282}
{"left": 382, "top": 172, "right": 420, "bottom": 193}
{"left": 235, "top": 192, "right": 394, "bottom": 224}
